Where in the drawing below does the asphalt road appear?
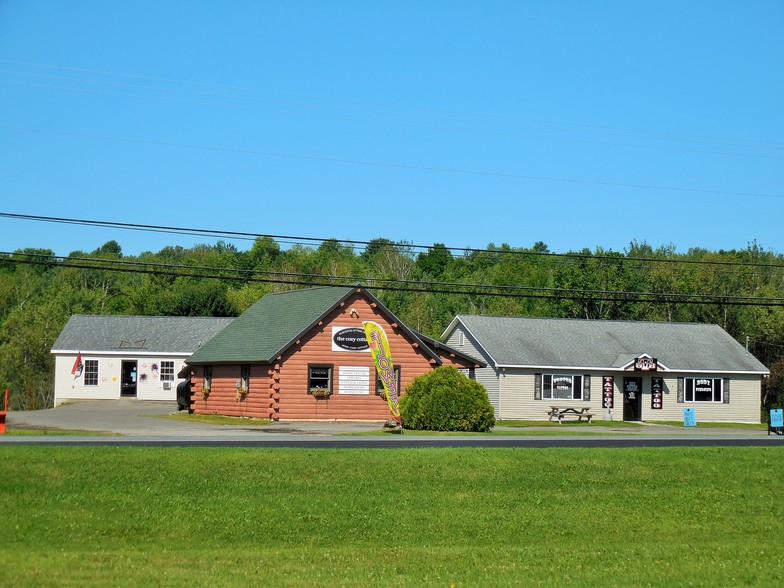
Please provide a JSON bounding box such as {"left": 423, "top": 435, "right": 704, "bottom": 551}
{"left": 3, "top": 399, "right": 783, "bottom": 448}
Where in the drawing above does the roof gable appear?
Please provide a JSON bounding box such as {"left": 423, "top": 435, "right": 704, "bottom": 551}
{"left": 186, "top": 285, "right": 440, "bottom": 365}
{"left": 187, "top": 285, "right": 354, "bottom": 364}
{"left": 449, "top": 315, "right": 768, "bottom": 374}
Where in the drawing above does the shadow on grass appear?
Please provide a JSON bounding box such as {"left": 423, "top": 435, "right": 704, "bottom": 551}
{"left": 151, "top": 413, "right": 273, "bottom": 426}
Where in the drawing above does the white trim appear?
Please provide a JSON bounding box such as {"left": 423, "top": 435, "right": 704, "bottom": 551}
{"left": 52, "top": 350, "right": 190, "bottom": 357}
{"left": 444, "top": 317, "right": 500, "bottom": 368}
{"left": 495, "top": 363, "right": 767, "bottom": 375}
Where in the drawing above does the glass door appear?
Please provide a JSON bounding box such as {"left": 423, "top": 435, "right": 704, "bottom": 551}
{"left": 121, "top": 361, "right": 138, "bottom": 397}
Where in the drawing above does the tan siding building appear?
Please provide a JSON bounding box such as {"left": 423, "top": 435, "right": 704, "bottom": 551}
{"left": 443, "top": 315, "right": 768, "bottom": 424}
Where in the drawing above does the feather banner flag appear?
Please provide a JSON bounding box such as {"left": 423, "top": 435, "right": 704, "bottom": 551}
{"left": 71, "top": 352, "right": 83, "bottom": 377}
{"left": 362, "top": 321, "right": 401, "bottom": 424}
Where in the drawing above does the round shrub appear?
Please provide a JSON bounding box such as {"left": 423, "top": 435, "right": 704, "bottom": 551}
{"left": 400, "top": 365, "right": 495, "bottom": 432}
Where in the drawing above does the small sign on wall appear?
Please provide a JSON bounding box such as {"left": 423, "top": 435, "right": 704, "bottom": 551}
{"left": 651, "top": 377, "right": 663, "bottom": 410}
{"left": 634, "top": 356, "right": 658, "bottom": 371}
{"left": 332, "top": 327, "right": 370, "bottom": 352}
{"left": 602, "top": 376, "right": 614, "bottom": 409}
{"left": 338, "top": 366, "right": 370, "bottom": 394}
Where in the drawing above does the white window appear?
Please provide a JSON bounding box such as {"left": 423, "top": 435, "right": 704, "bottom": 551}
{"left": 84, "top": 360, "right": 99, "bottom": 386}
{"left": 161, "top": 361, "right": 175, "bottom": 382}
{"left": 543, "top": 374, "right": 583, "bottom": 400}
{"left": 685, "top": 378, "right": 723, "bottom": 402}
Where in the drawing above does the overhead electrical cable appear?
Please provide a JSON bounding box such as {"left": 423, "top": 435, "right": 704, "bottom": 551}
{"left": 4, "top": 250, "right": 784, "bottom": 307}
{"left": 2, "top": 58, "right": 781, "bottom": 150}
{"left": 2, "top": 125, "right": 782, "bottom": 201}
{"left": 3, "top": 212, "right": 784, "bottom": 272}
{"left": 2, "top": 76, "right": 779, "bottom": 161}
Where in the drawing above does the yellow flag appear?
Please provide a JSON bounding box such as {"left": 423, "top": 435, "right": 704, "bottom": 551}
{"left": 362, "top": 321, "right": 401, "bottom": 423}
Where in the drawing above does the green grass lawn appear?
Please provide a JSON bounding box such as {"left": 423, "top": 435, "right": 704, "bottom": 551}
{"left": 2, "top": 447, "right": 783, "bottom": 587}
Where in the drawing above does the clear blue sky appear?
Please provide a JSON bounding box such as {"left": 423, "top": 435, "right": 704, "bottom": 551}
{"left": 1, "top": 1, "right": 782, "bottom": 257}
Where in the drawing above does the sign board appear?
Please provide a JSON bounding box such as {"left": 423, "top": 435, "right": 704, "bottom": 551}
{"left": 634, "top": 357, "right": 658, "bottom": 371}
{"left": 332, "top": 327, "right": 370, "bottom": 352}
{"left": 602, "top": 376, "right": 614, "bottom": 409}
{"left": 651, "top": 377, "right": 663, "bottom": 410}
{"left": 338, "top": 366, "right": 370, "bottom": 395}
{"left": 771, "top": 408, "right": 784, "bottom": 428}
{"left": 683, "top": 408, "right": 697, "bottom": 427}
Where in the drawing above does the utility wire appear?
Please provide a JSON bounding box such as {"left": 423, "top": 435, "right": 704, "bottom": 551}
{"left": 5, "top": 250, "right": 784, "bottom": 307}
{"left": 2, "top": 58, "right": 781, "bottom": 150}
{"left": 4, "top": 76, "right": 780, "bottom": 162}
{"left": 3, "top": 212, "right": 784, "bottom": 272}
{"left": 5, "top": 124, "right": 782, "bottom": 201}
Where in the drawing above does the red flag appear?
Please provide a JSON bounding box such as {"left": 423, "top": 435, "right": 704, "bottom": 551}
{"left": 71, "top": 352, "right": 83, "bottom": 376}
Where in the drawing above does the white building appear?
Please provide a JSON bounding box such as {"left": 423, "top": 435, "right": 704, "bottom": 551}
{"left": 51, "top": 315, "right": 233, "bottom": 406}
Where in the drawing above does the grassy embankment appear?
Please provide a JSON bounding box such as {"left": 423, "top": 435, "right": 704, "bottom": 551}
{"left": 2, "top": 446, "right": 783, "bottom": 586}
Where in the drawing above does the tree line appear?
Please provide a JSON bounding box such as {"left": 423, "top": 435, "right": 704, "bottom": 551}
{"left": 2, "top": 237, "right": 784, "bottom": 411}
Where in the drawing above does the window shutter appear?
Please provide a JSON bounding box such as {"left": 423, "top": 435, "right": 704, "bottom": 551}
{"left": 677, "top": 378, "right": 684, "bottom": 403}
{"left": 723, "top": 378, "right": 730, "bottom": 404}
{"left": 583, "top": 375, "right": 591, "bottom": 401}
{"left": 534, "top": 373, "right": 542, "bottom": 400}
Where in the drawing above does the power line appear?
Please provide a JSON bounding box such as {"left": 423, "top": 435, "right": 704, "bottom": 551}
{"left": 5, "top": 250, "right": 784, "bottom": 307}
{"left": 5, "top": 124, "right": 782, "bottom": 200}
{"left": 3, "top": 212, "right": 784, "bottom": 273}
{"left": 2, "top": 58, "right": 781, "bottom": 150}
{"left": 3, "top": 75, "right": 780, "bottom": 162}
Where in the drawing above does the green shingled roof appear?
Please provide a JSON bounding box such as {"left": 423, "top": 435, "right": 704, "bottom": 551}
{"left": 187, "top": 285, "right": 357, "bottom": 364}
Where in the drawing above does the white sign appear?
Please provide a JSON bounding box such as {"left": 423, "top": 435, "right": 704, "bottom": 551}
{"left": 338, "top": 366, "right": 370, "bottom": 395}
{"left": 331, "top": 326, "right": 370, "bottom": 352}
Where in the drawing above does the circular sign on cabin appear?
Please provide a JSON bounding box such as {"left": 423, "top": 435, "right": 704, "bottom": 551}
{"left": 333, "top": 327, "right": 370, "bottom": 351}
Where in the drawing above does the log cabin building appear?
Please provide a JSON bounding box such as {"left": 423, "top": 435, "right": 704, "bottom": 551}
{"left": 184, "top": 285, "right": 484, "bottom": 420}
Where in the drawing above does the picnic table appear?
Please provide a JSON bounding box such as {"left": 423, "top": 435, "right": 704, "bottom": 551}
{"left": 547, "top": 406, "right": 594, "bottom": 423}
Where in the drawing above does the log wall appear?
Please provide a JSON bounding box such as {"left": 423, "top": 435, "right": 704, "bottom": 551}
{"left": 191, "top": 289, "right": 473, "bottom": 420}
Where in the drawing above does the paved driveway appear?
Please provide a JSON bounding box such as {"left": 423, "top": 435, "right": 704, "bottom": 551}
{"left": 5, "top": 399, "right": 382, "bottom": 437}
{"left": 3, "top": 400, "right": 778, "bottom": 446}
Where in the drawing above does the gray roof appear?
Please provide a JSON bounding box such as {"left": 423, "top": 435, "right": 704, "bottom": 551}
{"left": 51, "top": 315, "right": 235, "bottom": 355}
{"left": 448, "top": 315, "right": 768, "bottom": 373}
{"left": 414, "top": 331, "right": 486, "bottom": 368}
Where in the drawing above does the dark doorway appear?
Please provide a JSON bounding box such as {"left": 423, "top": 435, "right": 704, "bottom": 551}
{"left": 623, "top": 377, "right": 642, "bottom": 421}
{"left": 121, "top": 361, "right": 138, "bottom": 397}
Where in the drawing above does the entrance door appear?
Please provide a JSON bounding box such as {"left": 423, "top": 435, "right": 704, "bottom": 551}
{"left": 623, "top": 377, "right": 642, "bottom": 421}
{"left": 121, "top": 361, "right": 138, "bottom": 397}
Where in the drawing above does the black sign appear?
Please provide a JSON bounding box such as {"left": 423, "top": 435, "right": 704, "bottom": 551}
{"left": 602, "top": 376, "right": 614, "bottom": 409}
{"left": 651, "top": 377, "right": 663, "bottom": 410}
{"left": 333, "top": 327, "right": 370, "bottom": 351}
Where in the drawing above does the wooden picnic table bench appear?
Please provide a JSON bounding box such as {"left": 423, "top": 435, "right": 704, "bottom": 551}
{"left": 547, "top": 406, "right": 594, "bottom": 423}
